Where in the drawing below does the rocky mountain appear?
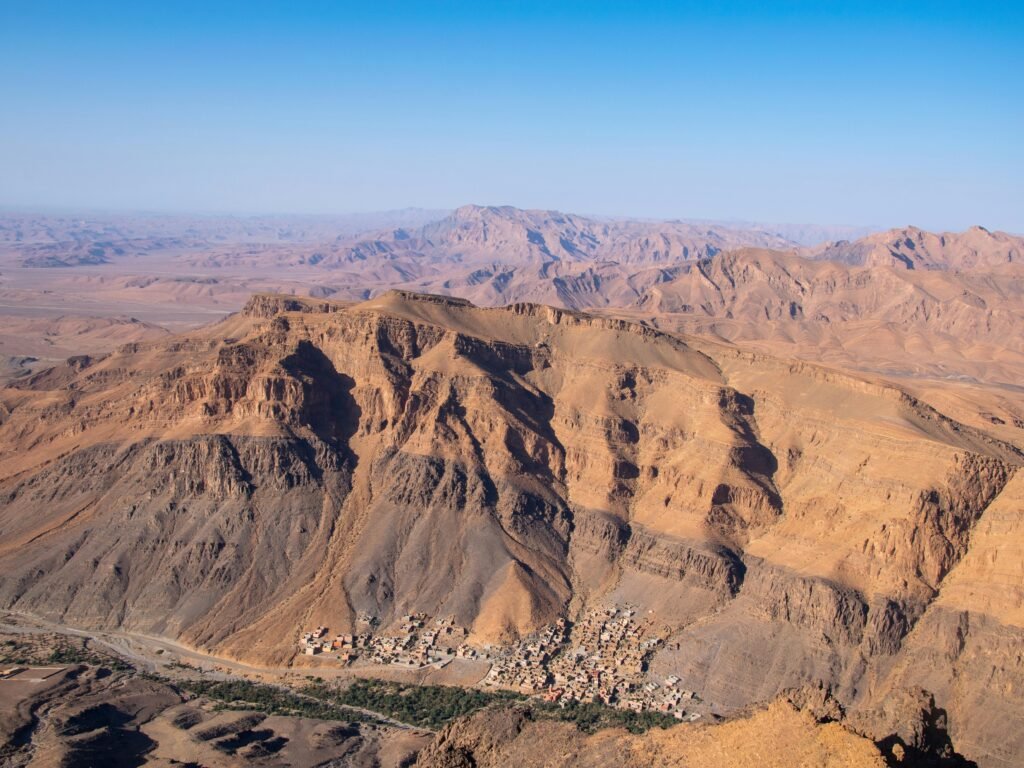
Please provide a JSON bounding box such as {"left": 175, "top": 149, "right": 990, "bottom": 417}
{"left": 0, "top": 209, "right": 449, "bottom": 269}
{"left": 1, "top": 290, "right": 1021, "bottom": 766}
{"left": 808, "top": 225, "right": 1024, "bottom": 270}
{"left": 306, "top": 205, "right": 798, "bottom": 272}
{"left": 396, "top": 245, "right": 1024, "bottom": 439}
{"left": 631, "top": 248, "right": 1024, "bottom": 385}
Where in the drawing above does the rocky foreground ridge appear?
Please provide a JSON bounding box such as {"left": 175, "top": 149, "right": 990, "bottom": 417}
{"left": 0, "top": 291, "right": 1022, "bottom": 766}
{"left": 413, "top": 698, "right": 889, "bottom": 768}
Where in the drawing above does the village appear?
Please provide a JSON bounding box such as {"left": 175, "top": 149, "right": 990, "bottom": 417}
{"left": 300, "top": 612, "right": 475, "bottom": 670}
{"left": 299, "top": 604, "right": 705, "bottom": 721}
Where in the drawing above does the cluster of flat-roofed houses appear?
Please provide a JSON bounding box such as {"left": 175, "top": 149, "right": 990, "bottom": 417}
{"left": 301, "top": 614, "right": 477, "bottom": 669}
{"left": 299, "top": 604, "right": 704, "bottom": 719}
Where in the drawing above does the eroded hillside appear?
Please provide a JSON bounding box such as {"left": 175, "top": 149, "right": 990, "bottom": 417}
{"left": 0, "top": 291, "right": 1021, "bottom": 766}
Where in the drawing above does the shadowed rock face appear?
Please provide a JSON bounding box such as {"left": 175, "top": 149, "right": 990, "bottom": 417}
{"left": 0, "top": 291, "right": 1021, "bottom": 766}
{"left": 2, "top": 669, "right": 180, "bottom": 768}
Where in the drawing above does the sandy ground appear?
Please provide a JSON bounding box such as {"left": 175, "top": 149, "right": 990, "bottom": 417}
{"left": 0, "top": 617, "right": 435, "bottom": 767}
{"left": 0, "top": 610, "right": 493, "bottom": 691}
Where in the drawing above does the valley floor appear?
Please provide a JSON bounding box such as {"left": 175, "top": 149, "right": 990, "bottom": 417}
{"left": 0, "top": 612, "right": 893, "bottom": 768}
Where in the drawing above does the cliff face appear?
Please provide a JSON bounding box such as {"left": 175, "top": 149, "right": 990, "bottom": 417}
{"left": 848, "top": 471, "right": 1024, "bottom": 767}
{"left": 0, "top": 434, "right": 352, "bottom": 646}
{"left": 0, "top": 291, "right": 1021, "bottom": 765}
{"left": 413, "top": 700, "right": 888, "bottom": 768}
{"left": 414, "top": 246, "right": 1024, "bottom": 408}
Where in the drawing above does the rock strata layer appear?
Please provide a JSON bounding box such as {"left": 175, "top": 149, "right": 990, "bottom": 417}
{"left": 0, "top": 291, "right": 1020, "bottom": 766}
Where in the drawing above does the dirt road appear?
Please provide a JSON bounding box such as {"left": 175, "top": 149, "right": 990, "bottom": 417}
{"left": 0, "top": 612, "right": 424, "bottom": 731}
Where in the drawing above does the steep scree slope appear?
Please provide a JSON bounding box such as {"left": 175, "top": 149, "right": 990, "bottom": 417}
{"left": 0, "top": 291, "right": 1020, "bottom": 766}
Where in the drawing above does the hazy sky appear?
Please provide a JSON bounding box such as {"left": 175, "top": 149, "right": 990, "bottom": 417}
{"left": 1, "top": 1, "right": 1021, "bottom": 231}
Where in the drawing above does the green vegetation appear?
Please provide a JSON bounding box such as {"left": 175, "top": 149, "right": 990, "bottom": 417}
{"left": 177, "top": 678, "right": 378, "bottom": 725}
{"left": 166, "top": 660, "right": 200, "bottom": 672}
{"left": 535, "top": 699, "right": 679, "bottom": 734}
{"left": 0, "top": 638, "right": 28, "bottom": 664}
{"left": 47, "top": 642, "right": 132, "bottom": 671}
{"left": 0, "top": 637, "right": 131, "bottom": 671}
{"left": 306, "top": 678, "right": 526, "bottom": 730}
{"left": 2, "top": 636, "right": 680, "bottom": 737}
{"left": 177, "top": 676, "right": 677, "bottom": 734}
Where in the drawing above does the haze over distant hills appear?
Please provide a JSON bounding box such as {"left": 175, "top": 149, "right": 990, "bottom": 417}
{"left": 3, "top": 0, "right": 1020, "bottom": 762}
{"left": 3, "top": 203, "right": 1024, "bottom": 440}
{"left": 808, "top": 224, "right": 1023, "bottom": 270}
{"left": 2, "top": 204, "right": 1024, "bottom": 766}
{"left": 0, "top": 207, "right": 449, "bottom": 268}
{"left": 3, "top": 202, "right": 1023, "bottom": 406}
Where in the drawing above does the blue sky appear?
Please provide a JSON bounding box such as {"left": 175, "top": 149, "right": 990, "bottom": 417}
{"left": 1, "top": 1, "right": 1021, "bottom": 230}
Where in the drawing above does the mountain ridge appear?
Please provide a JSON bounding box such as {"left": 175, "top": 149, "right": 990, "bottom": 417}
{"left": 808, "top": 224, "right": 1023, "bottom": 270}
{"left": 1, "top": 290, "right": 1022, "bottom": 765}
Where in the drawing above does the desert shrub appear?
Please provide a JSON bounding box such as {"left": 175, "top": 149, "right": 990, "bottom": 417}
{"left": 178, "top": 678, "right": 375, "bottom": 725}
{"left": 305, "top": 678, "right": 525, "bottom": 730}
{"left": 535, "top": 699, "right": 679, "bottom": 734}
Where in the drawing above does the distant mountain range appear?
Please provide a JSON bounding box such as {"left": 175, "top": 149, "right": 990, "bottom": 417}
{"left": 316, "top": 204, "right": 797, "bottom": 267}
{"left": 311, "top": 205, "right": 1023, "bottom": 280}
{"left": 808, "top": 224, "right": 1023, "bottom": 270}
{"left": 4, "top": 203, "right": 1023, "bottom": 399}
{"left": 3, "top": 204, "right": 1024, "bottom": 766}
{"left": 0, "top": 208, "right": 448, "bottom": 267}
{"left": 6, "top": 204, "right": 1019, "bottom": 275}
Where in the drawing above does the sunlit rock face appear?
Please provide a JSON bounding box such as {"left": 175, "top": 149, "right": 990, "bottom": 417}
{"left": 0, "top": 289, "right": 1020, "bottom": 767}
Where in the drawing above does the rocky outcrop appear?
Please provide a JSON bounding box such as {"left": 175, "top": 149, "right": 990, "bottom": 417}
{"left": 0, "top": 433, "right": 353, "bottom": 644}
{"left": 0, "top": 291, "right": 1020, "bottom": 763}
{"left": 619, "top": 526, "right": 744, "bottom": 595}
{"left": 241, "top": 293, "right": 348, "bottom": 318}
{"left": 742, "top": 559, "right": 869, "bottom": 646}
{"left": 414, "top": 699, "right": 887, "bottom": 768}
